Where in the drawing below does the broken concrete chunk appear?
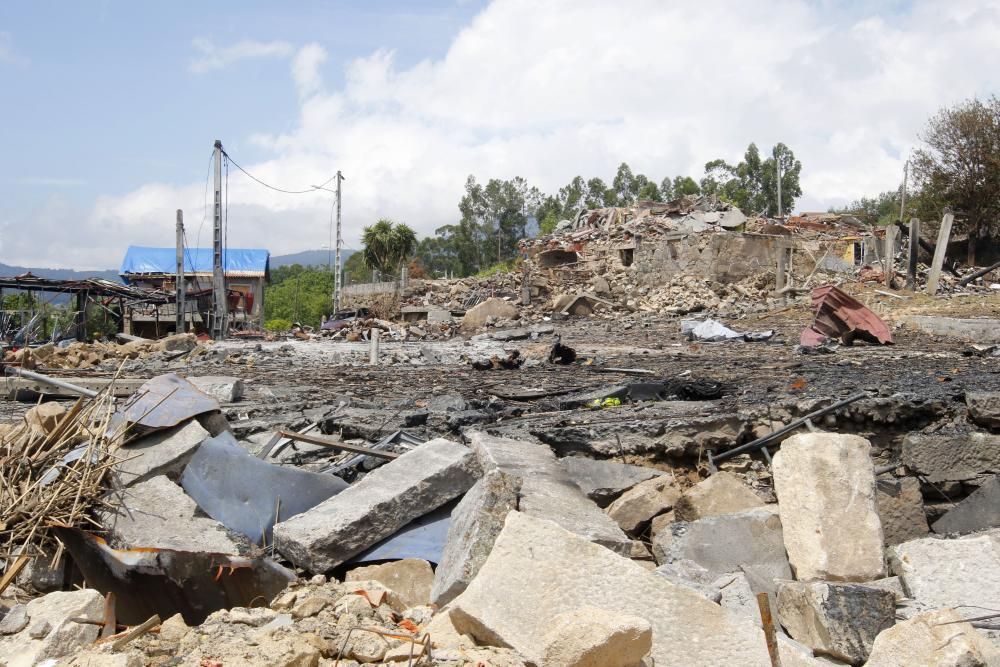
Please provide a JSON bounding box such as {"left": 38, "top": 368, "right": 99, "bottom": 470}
{"left": 931, "top": 475, "right": 1000, "bottom": 535}
{"left": 539, "top": 606, "right": 653, "bottom": 667}
{"left": 0, "top": 605, "right": 28, "bottom": 635}
{"left": 345, "top": 559, "right": 434, "bottom": 609}
{"left": 673, "top": 471, "right": 765, "bottom": 521}
{"left": 559, "top": 456, "right": 663, "bottom": 507}
{"left": 605, "top": 474, "right": 678, "bottom": 534}
{"left": 888, "top": 532, "right": 1000, "bottom": 619}
{"left": 449, "top": 511, "right": 779, "bottom": 666}
{"left": 776, "top": 581, "right": 895, "bottom": 665}
{"left": 431, "top": 469, "right": 521, "bottom": 606}
{"left": 653, "top": 559, "right": 724, "bottom": 602}
{"left": 115, "top": 418, "right": 209, "bottom": 486}
{"left": 462, "top": 298, "right": 518, "bottom": 330}
{"left": 273, "top": 438, "right": 479, "bottom": 572}
{"left": 469, "top": 432, "right": 631, "bottom": 554}
{"left": 23, "top": 402, "right": 66, "bottom": 436}
{"left": 0, "top": 589, "right": 104, "bottom": 666}
{"left": 865, "top": 608, "right": 1000, "bottom": 667}
{"left": 902, "top": 432, "right": 1000, "bottom": 479}
{"left": 772, "top": 433, "right": 885, "bottom": 581}
{"left": 99, "top": 475, "right": 241, "bottom": 553}
{"left": 652, "top": 506, "right": 792, "bottom": 601}
{"left": 966, "top": 391, "right": 1000, "bottom": 429}
{"left": 876, "top": 476, "right": 929, "bottom": 545}
{"left": 186, "top": 375, "right": 245, "bottom": 403}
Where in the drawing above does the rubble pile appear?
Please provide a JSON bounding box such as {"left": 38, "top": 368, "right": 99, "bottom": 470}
{"left": 2, "top": 333, "right": 202, "bottom": 370}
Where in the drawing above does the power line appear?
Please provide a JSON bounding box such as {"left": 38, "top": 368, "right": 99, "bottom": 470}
{"left": 194, "top": 150, "right": 215, "bottom": 258}
{"left": 221, "top": 149, "right": 337, "bottom": 195}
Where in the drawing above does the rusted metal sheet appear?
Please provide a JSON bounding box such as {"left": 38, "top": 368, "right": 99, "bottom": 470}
{"left": 800, "top": 285, "right": 893, "bottom": 347}
{"left": 52, "top": 525, "right": 294, "bottom": 625}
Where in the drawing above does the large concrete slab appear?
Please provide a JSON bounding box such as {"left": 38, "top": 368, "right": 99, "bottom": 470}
{"left": 99, "top": 475, "right": 241, "bottom": 553}
{"left": 904, "top": 315, "right": 1000, "bottom": 343}
{"left": 888, "top": 532, "right": 1000, "bottom": 620}
{"left": 273, "top": 437, "right": 479, "bottom": 572}
{"left": 652, "top": 507, "right": 792, "bottom": 595}
{"left": 431, "top": 469, "right": 521, "bottom": 606}
{"left": 932, "top": 475, "right": 1000, "bottom": 535}
{"left": 468, "top": 432, "right": 631, "bottom": 554}
{"left": 773, "top": 433, "right": 885, "bottom": 581}
{"left": 776, "top": 581, "right": 895, "bottom": 665}
{"left": 186, "top": 375, "right": 245, "bottom": 403}
{"left": 448, "top": 511, "right": 780, "bottom": 667}
{"left": 876, "top": 476, "right": 929, "bottom": 545}
{"left": 902, "top": 432, "right": 1000, "bottom": 479}
{"left": 559, "top": 456, "right": 662, "bottom": 507}
{"left": 674, "top": 471, "right": 765, "bottom": 522}
{"left": 866, "top": 608, "right": 1000, "bottom": 667}
{"left": 115, "top": 418, "right": 209, "bottom": 486}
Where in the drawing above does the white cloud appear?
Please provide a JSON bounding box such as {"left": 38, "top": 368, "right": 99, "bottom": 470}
{"left": 189, "top": 37, "right": 293, "bottom": 73}
{"left": 0, "top": 31, "right": 27, "bottom": 65}
{"left": 24, "top": 0, "right": 1000, "bottom": 268}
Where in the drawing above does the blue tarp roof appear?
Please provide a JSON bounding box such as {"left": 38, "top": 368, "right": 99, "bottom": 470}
{"left": 120, "top": 246, "right": 270, "bottom": 281}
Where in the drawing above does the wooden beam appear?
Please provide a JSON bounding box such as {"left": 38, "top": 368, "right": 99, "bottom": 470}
{"left": 926, "top": 212, "right": 954, "bottom": 295}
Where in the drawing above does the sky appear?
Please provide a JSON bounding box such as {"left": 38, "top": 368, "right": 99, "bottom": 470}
{"left": 1, "top": 0, "right": 998, "bottom": 270}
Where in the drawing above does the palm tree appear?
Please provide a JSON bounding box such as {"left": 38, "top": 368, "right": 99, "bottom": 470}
{"left": 361, "top": 219, "right": 417, "bottom": 278}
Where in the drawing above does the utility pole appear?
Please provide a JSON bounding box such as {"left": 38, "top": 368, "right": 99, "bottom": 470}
{"left": 175, "top": 210, "right": 185, "bottom": 333}
{"left": 776, "top": 152, "right": 783, "bottom": 220}
{"left": 333, "top": 170, "right": 344, "bottom": 313}
{"left": 211, "top": 140, "right": 226, "bottom": 340}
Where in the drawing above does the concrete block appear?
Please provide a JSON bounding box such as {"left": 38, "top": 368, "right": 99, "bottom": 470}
{"left": 0, "top": 589, "right": 104, "bottom": 666}
{"left": 776, "top": 581, "right": 895, "bottom": 664}
{"left": 716, "top": 572, "right": 759, "bottom": 626}
{"left": 187, "top": 375, "right": 245, "bottom": 403}
{"left": 866, "top": 608, "right": 1000, "bottom": 667}
{"left": 967, "top": 391, "right": 1000, "bottom": 429}
{"left": 468, "top": 432, "right": 631, "bottom": 554}
{"left": 932, "top": 475, "right": 1000, "bottom": 535}
{"left": 24, "top": 402, "right": 65, "bottom": 436}
{"left": 674, "top": 471, "right": 765, "bottom": 521}
{"left": 116, "top": 418, "right": 209, "bottom": 486}
{"left": 345, "top": 559, "right": 434, "bottom": 609}
{"left": 462, "top": 298, "right": 518, "bottom": 330}
{"left": 605, "top": 475, "right": 679, "bottom": 534}
{"left": 773, "top": 433, "right": 885, "bottom": 581}
{"left": 431, "top": 469, "right": 521, "bottom": 606}
{"left": 539, "top": 606, "right": 652, "bottom": 667}
{"left": 888, "top": 532, "right": 1000, "bottom": 619}
{"left": 653, "top": 559, "right": 724, "bottom": 602}
{"left": 449, "top": 511, "right": 779, "bottom": 666}
{"left": 902, "top": 432, "right": 1000, "bottom": 479}
{"left": 273, "top": 438, "right": 479, "bottom": 572}
{"left": 652, "top": 507, "right": 792, "bottom": 599}
{"left": 99, "top": 475, "right": 241, "bottom": 553}
{"left": 876, "top": 476, "right": 929, "bottom": 545}
{"left": 559, "top": 456, "right": 663, "bottom": 507}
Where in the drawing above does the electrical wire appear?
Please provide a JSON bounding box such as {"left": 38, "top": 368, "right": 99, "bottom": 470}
{"left": 193, "top": 150, "right": 215, "bottom": 260}
{"left": 221, "top": 149, "right": 336, "bottom": 195}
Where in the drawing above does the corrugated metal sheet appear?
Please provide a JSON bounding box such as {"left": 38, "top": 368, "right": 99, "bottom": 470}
{"left": 119, "top": 246, "right": 269, "bottom": 282}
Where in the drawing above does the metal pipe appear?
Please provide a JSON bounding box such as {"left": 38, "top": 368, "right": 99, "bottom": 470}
{"left": 711, "top": 391, "right": 870, "bottom": 464}
{"left": 3, "top": 366, "right": 99, "bottom": 398}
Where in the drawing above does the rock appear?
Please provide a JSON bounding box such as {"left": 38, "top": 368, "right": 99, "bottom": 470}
{"left": 23, "top": 402, "right": 66, "bottom": 436}
{"left": 876, "top": 477, "right": 929, "bottom": 545}
{"left": 469, "top": 432, "right": 631, "bottom": 554}
{"left": 431, "top": 469, "right": 521, "bottom": 606}
{"left": 776, "top": 581, "right": 896, "bottom": 664}
{"left": 422, "top": 609, "right": 476, "bottom": 649}
{"left": 346, "top": 559, "right": 434, "bottom": 608}
{"left": 865, "top": 608, "right": 1000, "bottom": 666}
{"left": 0, "top": 589, "right": 104, "bottom": 666}
{"left": 274, "top": 438, "right": 479, "bottom": 572}
{"left": 157, "top": 332, "right": 197, "bottom": 352}
{"left": 653, "top": 559, "right": 724, "bottom": 602}
{"left": 559, "top": 457, "right": 663, "bottom": 507}
{"left": 966, "top": 391, "right": 1000, "bottom": 429}
{"left": 864, "top": 576, "right": 907, "bottom": 602}
{"left": 652, "top": 507, "right": 792, "bottom": 599}
{"left": 116, "top": 418, "right": 209, "bottom": 486}
{"left": 187, "top": 375, "right": 245, "bottom": 402}
{"left": 716, "top": 572, "right": 759, "bottom": 626}
{"left": 158, "top": 613, "right": 189, "bottom": 642}
{"left": 462, "top": 298, "right": 518, "bottom": 330}
{"left": 449, "top": 511, "right": 779, "bottom": 666}
{"left": 99, "top": 475, "right": 241, "bottom": 553}
{"left": 932, "top": 475, "right": 1000, "bottom": 535}
{"left": 888, "top": 532, "right": 1000, "bottom": 619}
{"left": 902, "top": 432, "right": 1000, "bottom": 479}
{"left": 772, "top": 433, "right": 885, "bottom": 581}
{"left": 290, "top": 596, "right": 330, "bottom": 619}
{"left": 16, "top": 543, "right": 67, "bottom": 593}
{"left": 650, "top": 511, "right": 674, "bottom": 540}
{"left": 605, "top": 475, "right": 679, "bottom": 534}
{"left": 0, "top": 605, "right": 28, "bottom": 635}
{"left": 539, "top": 607, "right": 652, "bottom": 667}
{"left": 673, "top": 472, "right": 765, "bottom": 521}
{"left": 426, "top": 393, "right": 468, "bottom": 414}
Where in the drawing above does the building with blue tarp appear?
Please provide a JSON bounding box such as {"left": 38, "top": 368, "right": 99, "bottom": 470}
{"left": 119, "top": 246, "right": 270, "bottom": 336}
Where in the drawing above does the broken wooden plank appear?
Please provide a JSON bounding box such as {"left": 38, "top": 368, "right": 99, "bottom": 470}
{"left": 275, "top": 430, "right": 400, "bottom": 460}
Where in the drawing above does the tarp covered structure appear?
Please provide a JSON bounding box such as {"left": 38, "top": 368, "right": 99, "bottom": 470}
{"left": 119, "top": 246, "right": 270, "bottom": 281}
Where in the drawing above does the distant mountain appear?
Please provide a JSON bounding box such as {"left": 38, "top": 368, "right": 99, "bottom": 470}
{"left": 270, "top": 249, "right": 355, "bottom": 269}
{"left": 0, "top": 261, "right": 121, "bottom": 283}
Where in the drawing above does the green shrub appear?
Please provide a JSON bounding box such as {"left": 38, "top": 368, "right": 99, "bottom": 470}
{"left": 265, "top": 318, "right": 293, "bottom": 332}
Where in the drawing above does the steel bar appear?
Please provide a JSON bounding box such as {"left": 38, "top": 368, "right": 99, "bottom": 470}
{"left": 3, "top": 366, "right": 100, "bottom": 398}
{"left": 276, "top": 429, "right": 400, "bottom": 460}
